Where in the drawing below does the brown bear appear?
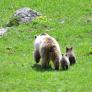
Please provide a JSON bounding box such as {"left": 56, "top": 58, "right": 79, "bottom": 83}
{"left": 66, "top": 47, "right": 76, "bottom": 65}
{"left": 34, "top": 33, "right": 62, "bottom": 70}
{"left": 60, "top": 54, "right": 70, "bottom": 70}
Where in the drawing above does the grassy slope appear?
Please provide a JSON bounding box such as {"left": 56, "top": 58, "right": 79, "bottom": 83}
{"left": 0, "top": 0, "right": 92, "bottom": 92}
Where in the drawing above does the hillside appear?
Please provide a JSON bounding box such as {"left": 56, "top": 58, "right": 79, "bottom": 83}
{"left": 0, "top": 0, "right": 92, "bottom": 92}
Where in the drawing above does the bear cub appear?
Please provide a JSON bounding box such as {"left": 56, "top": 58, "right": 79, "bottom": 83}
{"left": 60, "top": 54, "right": 70, "bottom": 70}
{"left": 66, "top": 47, "right": 76, "bottom": 65}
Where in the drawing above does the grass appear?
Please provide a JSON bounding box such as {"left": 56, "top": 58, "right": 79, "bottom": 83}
{"left": 0, "top": 0, "right": 92, "bottom": 92}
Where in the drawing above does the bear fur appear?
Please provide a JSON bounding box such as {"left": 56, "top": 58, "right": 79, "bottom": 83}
{"left": 34, "top": 33, "right": 62, "bottom": 70}
{"left": 66, "top": 47, "right": 76, "bottom": 65}
{"left": 60, "top": 54, "right": 70, "bottom": 70}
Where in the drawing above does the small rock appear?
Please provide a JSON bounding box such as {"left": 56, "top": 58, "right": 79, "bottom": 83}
{"left": 0, "top": 27, "right": 8, "bottom": 36}
{"left": 87, "top": 18, "right": 92, "bottom": 23}
{"left": 59, "top": 19, "right": 65, "bottom": 24}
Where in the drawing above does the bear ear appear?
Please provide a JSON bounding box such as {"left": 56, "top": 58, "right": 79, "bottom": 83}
{"left": 41, "top": 33, "right": 48, "bottom": 36}
{"left": 71, "top": 47, "right": 73, "bottom": 50}
{"left": 66, "top": 47, "right": 68, "bottom": 52}
{"left": 34, "top": 35, "right": 37, "bottom": 38}
{"left": 41, "top": 33, "right": 46, "bottom": 35}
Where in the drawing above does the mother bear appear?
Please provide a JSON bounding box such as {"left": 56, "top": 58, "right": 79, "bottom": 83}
{"left": 34, "top": 33, "right": 62, "bottom": 70}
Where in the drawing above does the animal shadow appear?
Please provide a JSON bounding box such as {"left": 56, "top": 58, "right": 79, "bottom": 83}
{"left": 32, "top": 64, "right": 54, "bottom": 72}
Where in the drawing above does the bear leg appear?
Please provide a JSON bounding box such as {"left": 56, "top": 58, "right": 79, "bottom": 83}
{"left": 54, "top": 57, "right": 59, "bottom": 70}
{"left": 34, "top": 50, "right": 40, "bottom": 63}
{"left": 41, "top": 56, "right": 50, "bottom": 69}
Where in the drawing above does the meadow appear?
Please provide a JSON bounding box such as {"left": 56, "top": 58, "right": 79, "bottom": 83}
{"left": 0, "top": 0, "right": 92, "bottom": 92}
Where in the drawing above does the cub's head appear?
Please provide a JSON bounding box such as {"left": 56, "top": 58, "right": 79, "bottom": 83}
{"left": 66, "top": 47, "right": 75, "bottom": 58}
{"left": 66, "top": 47, "right": 73, "bottom": 53}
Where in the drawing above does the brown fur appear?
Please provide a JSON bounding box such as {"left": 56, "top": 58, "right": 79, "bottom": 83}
{"left": 34, "top": 50, "right": 40, "bottom": 63}
{"left": 34, "top": 34, "right": 61, "bottom": 70}
{"left": 66, "top": 47, "right": 76, "bottom": 65}
{"left": 40, "top": 37, "right": 60, "bottom": 70}
{"left": 61, "top": 54, "right": 70, "bottom": 70}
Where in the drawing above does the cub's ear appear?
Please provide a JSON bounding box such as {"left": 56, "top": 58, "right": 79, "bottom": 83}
{"left": 65, "top": 54, "right": 67, "bottom": 56}
{"left": 66, "top": 47, "right": 68, "bottom": 52}
{"left": 34, "top": 35, "right": 37, "bottom": 38}
{"left": 71, "top": 47, "right": 73, "bottom": 50}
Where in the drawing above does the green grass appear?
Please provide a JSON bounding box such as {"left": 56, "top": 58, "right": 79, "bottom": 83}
{"left": 0, "top": 0, "right": 92, "bottom": 92}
